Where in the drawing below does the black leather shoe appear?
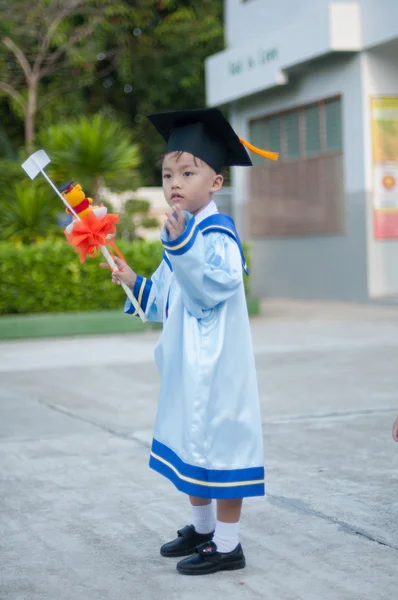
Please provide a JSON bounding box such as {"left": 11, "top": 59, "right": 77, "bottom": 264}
{"left": 176, "top": 540, "right": 246, "bottom": 575}
{"left": 160, "top": 525, "right": 214, "bottom": 558}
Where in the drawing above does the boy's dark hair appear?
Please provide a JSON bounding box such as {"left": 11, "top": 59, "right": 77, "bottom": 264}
{"left": 157, "top": 151, "right": 224, "bottom": 175}
{"left": 157, "top": 151, "right": 200, "bottom": 169}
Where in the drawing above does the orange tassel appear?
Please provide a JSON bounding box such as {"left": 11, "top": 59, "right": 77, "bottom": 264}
{"left": 239, "top": 137, "right": 279, "bottom": 161}
{"left": 107, "top": 238, "right": 127, "bottom": 264}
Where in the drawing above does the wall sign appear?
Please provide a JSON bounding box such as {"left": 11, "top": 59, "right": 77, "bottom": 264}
{"left": 228, "top": 48, "right": 278, "bottom": 77}
{"left": 371, "top": 97, "right": 398, "bottom": 239}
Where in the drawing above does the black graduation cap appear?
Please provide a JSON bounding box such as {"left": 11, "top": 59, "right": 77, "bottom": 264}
{"left": 147, "top": 108, "right": 278, "bottom": 173}
{"left": 58, "top": 181, "right": 74, "bottom": 193}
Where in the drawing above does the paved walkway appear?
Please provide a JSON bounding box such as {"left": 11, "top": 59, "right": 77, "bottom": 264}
{"left": 1, "top": 300, "right": 398, "bottom": 599}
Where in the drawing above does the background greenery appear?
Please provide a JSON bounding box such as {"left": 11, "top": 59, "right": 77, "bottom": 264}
{"left": 0, "top": 239, "right": 162, "bottom": 315}
{"left": 0, "top": 239, "right": 251, "bottom": 316}
{"left": 0, "top": 0, "right": 224, "bottom": 185}
{"left": 0, "top": 0, "right": 257, "bottom": 326}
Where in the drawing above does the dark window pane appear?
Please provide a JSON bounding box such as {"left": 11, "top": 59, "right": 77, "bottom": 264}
{"left": 285, "top": 111, "right": 300, "bottom": 159}
{"left": 267, "top": 116, "right": 281, "bottom": 157}
{"left": 325, "top": 99, "right": 342, "bottom": 152}
{"left": 249, "top": 119, "right": 267, "bottom": 166}
{"left": 305, "top": 104, "right": 321, "bottom": 156}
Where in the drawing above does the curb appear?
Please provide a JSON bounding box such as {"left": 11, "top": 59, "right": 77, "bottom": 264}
{"left": 0, "top": 298, "right": 260, "bottom": 340}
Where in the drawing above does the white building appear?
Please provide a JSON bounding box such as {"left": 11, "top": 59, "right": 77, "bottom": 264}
{"left": 206, "top": 0, "right": 398, "bottom": 301}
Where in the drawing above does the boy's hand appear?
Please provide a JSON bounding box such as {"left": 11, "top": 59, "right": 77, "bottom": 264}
{"left": 393, "top": 416, "right": 398, "bottom": 442}
{"left": 99, "top": 256, "right": 137, "bottom": 289}
{"left": 165, "top": 204, "right": 185, "bottom": 240}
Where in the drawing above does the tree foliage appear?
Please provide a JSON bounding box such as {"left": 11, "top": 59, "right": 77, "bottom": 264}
{"left": 0, "top": 181, "right": 62, "bottom": 244}
{"left": 0, "top": 0, "right": 224, "bottom": 186}
{"left": 40, "top": 114, "right": 141, "bottom": 202}
{"left": 124, "top": 0, "right": 224, "bottom": 184}
{"left": 0, "top": 114, "right": 142, "bottom": 244}
{"left": 0, "top": 0, "right": 153, "bottom": 151}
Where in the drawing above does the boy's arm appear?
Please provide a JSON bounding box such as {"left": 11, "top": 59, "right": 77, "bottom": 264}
{"left": 162, "top": 217, "right": 242, "bottom": 319}
{"left": 393, "top": 416, "right": 398, "bottom": 442}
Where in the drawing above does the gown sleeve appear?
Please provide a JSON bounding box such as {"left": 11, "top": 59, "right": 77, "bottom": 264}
{"left": 161, "top": 216, "right": 243, "bottom": 319}
{"left": 124, "top": 261, "right": 165, "bottom": 322}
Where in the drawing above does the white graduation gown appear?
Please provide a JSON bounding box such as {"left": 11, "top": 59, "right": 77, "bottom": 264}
{"left": 125, "top": 202, "right": 264, "bottom": 498}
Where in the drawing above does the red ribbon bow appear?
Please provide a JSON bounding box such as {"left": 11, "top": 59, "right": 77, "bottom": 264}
{"left": 65, "top": 210, "right": 124, "bottom": 263}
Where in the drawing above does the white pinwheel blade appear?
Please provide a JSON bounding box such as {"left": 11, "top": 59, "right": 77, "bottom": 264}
{"left": 21, "top": 150, "right": 51, "bottom": 180}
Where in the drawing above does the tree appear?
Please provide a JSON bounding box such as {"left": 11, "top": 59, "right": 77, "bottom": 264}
{"left": 124, "top": 0, "right": 225, "bottom": 185}
{"left": 0, "top": 0, "right": 225, "bottom": 186}
{"left": 40, "top": 114, "right": 141, "bottom": 203}
{"left": 0, "top": 0, "right": 152, "bottom": 152}
{"left": 77, "top": 0, "right": 225, "bottom": 185}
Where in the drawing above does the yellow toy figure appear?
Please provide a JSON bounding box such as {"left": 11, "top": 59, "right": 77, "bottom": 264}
{"left": 60, "top": 181, "right": 93, "bottom": 219}
{"left": 60, "top": 181, "right": 109, "bottom": 229}
{"left": 59, "top": 181, "right": 120, "bottom": 264}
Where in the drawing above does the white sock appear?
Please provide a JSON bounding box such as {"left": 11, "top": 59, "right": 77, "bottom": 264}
{"left": 191, "top": 503, "right": 216, "bottom": 534}
{"left": 213, "top": 520, "right": 240, "bottom": 553}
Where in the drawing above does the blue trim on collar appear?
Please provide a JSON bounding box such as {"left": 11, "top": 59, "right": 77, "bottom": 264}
{"left": 161, "top": 217, "right": 198, "bottom": 255}
{"left": 197, "top": 214, "right": 249, "bottom": 275}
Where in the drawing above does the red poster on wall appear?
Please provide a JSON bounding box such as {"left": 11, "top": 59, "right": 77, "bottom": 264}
{"left": 371, "top": 98, "right": 398, "bottom": 239}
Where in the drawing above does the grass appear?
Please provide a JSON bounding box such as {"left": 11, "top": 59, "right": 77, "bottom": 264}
{"left": 0, "top": 297, "right": 260, "bottom": 341}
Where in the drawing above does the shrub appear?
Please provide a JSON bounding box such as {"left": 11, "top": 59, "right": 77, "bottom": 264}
{"left": 0, "top": 239, "right": 163, "bottom": 315}
{"left": 0, "top": 238, "right": 252, "bottom": 315}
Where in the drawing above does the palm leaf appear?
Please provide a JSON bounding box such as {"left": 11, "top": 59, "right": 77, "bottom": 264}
{"left": 40, "top": 115, "right": 140, "bottom": 200}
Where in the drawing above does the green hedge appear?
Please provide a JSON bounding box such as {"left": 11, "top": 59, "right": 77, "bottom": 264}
{"left": 0, "top": 239, "right": 163, "bottom": 315}
{"left": 0, "top": 238, "right": 251, "bottom": 315}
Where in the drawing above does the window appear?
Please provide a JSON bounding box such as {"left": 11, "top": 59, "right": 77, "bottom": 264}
{"left": 248, "top": 96, "right": 342, "bottom": 161}
{"left": 305, "top": 104, "right": 321, "bottom": 156}
{"left": 267, "top": 116, "right": 281, "bottom": 157}
{"left": 248, "top": 97, "right": 343, "bottom": 238}
{"left": 325, "top": 98, "right": 342, "bottom": 152}
{"left": 249, "top": 119, "right": 266, "bottom": 166}
{"left": 285, "top": 111, "right": 300, "bottom": 159}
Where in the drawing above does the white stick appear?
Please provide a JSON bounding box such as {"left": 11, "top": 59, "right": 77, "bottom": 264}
{"left": 40, "top": 170, "right": 80, "bottom": 220}
{"left": 100, "top": 245, "right": 147, "bottom": 322}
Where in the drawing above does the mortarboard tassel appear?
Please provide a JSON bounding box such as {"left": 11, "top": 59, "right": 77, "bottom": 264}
{"left": 239, "top": 137, "right": 279, "bottom": 161}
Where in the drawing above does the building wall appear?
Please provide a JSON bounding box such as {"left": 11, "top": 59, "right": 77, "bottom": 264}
{"left": 230, "top": 54, "right": 369, "bottom": 300}
{"left": 226, "top": 0, "right": 344, "bottom": 48}
{"left": 208, "top": 1, "right": 398, "bottom": 301}
{"left": 207, "top": 1, "right": 361, "bottom": 107}
{"left": 225, "top": 0, "right": 398, "bottom": 50}
{"left": 359, "top": 0, "right": 398, "bottom": 48}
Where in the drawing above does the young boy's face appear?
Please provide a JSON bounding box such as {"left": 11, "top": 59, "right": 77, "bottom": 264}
{"left": 162, "top": 151, "right": 223, "bottom": 216}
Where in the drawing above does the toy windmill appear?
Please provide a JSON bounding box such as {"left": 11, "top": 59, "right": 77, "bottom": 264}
{"left": 21, "top": 150, "right": 147, "bottom": 322}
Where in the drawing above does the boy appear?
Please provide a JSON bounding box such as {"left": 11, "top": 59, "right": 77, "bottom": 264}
{"left": 101, "top": 108, "right": 277, "bottom": 575}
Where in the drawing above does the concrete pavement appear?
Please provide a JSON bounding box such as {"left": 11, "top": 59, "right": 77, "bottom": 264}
{"left": 1, "top": 300, "right": 398, "bottom": 599}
